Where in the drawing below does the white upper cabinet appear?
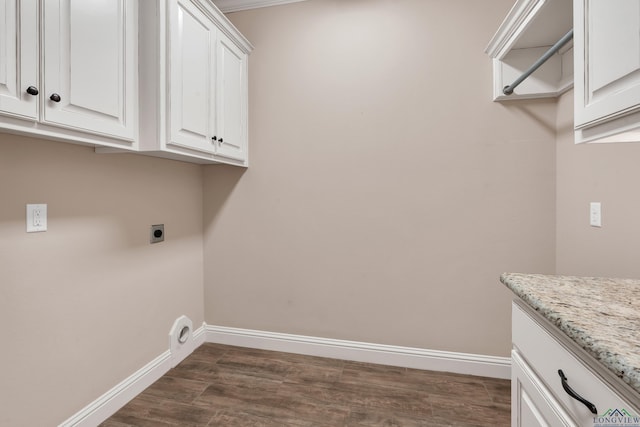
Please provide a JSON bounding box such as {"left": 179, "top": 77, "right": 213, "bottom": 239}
{"left": 574, "top": 0, "right": 640, "bottom": 143}
{"left": 0, "top": 0, "right": 138, "bottom": 148}
{"left": 1, "top": 0, "right": 250, "bottom": 163}
{"left": 42, "top": 0, "right": 137, "bottom": 141}
{"left": 138, "top": 0, "right": 252, "bottom": 166}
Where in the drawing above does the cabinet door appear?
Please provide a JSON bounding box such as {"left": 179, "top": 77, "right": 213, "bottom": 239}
{"left": 42, "top": 0, "right": 137, "bottom": 141}
{"left": 169, "top": 0, "right": 217, "bottom": 154}
{"left": 215, "top": 31, "right": 248, "bottom": 162}
{"left": 0, "top": 0, "right": 38, "bottom": 119}
{"left": 512, "top": 351, "right": 576, "bottom": 427}
{"left": 575, "top": 0, "right": 640, "bottom": 127}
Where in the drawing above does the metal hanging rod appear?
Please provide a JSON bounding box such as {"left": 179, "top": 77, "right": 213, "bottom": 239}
{"left": 503, "top": 29, "right": 574, "bottom": 95}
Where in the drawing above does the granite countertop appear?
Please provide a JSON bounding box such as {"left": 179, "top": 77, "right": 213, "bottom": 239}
{"left": 500, "top": 272, "right": 640, "bottom": 396}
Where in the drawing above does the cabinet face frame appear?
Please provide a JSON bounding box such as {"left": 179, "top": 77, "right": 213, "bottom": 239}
{"left": 0, "top": 0, "right": 39, "bottom": 120}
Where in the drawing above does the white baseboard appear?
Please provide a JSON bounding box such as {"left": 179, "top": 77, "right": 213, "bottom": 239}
{"left": 58, "top": 323, "right": 509, "bottom": 427}
{"left": 57, "top": 350, "right": 172, "bottom": 427}
{"left": 205, "top": 325, "right": 511, "bottom": 379}
{"left": 59, "top": 324, "right": 206, "bottom": 427}
{"left": 192, "top": 322, "right": 207, "bottom": 347}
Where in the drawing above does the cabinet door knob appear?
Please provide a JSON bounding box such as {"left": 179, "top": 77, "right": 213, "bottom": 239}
{"left": 558, "top": 370, "right": 597, "bottom": 414}
{"left": 49, "top": 93, "right": 61, "bottom": 103}
{"left": 212, "top": 136, "right": 217, "bottom": 141}
{"left": 26, "top": 86, "right": 39, "bottom": 96}
{"left": 219, "top": 138, "right": 223, "bottom": 143}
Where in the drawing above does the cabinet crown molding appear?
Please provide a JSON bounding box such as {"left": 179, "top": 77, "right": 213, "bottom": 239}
{"left": 197, "top": 0, "right": 254, "bottom": 53}
{"left": 485, "top": 0, "right": 548, "bottom": 59}
{"left": 486, "top": 0, "right": 572, "bottom": 58}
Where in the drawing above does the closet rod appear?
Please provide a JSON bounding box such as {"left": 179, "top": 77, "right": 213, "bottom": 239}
{"left": 503, "top": 29, "right": 574, "bottom": 95}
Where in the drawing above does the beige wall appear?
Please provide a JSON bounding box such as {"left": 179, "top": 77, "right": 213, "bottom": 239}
{"left": 3, "top": 2, "right": 597, "bottom": 425}
{"left": 0, "top": 134, "right": 204, "bottom": 426}
{"left": 203, "top": 0, "right": 557, "bottom": 357}
{"left": 556, "top": 91, "right": 640, "bottom": 278}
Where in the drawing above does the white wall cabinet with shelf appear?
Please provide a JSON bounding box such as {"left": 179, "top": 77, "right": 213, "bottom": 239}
{"left": 511, "top": 300, "right": 640, "bottom": 427}
{"left": 137, "top": 0, "right": 252, "bottom": 166}
{"left": 574, "top": 0, "right": 640, "bottom": 143}
{"left": 0, "top": 0, "right": 138, "bottom": 148}
{"left": 485, "top": 0, "right": 574, "bottom": 101}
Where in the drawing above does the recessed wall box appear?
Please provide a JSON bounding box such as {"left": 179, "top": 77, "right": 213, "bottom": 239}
{"left": 150, "top": 224, "right": 164, "bottom": 243}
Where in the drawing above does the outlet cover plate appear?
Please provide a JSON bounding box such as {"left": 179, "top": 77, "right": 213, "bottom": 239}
{"left": 590, "top": 202, "right": 602, "bottom": 227}
{"left": 26, "top": 204, "right": 47, "bottom": 232}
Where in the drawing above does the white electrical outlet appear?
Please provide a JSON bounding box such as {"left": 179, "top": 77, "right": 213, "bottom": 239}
{"left": 590, "top": 202, "right": 602, "bottom": 227}
{"left": 26, "top": 204, "right": 47, "bottom": 232}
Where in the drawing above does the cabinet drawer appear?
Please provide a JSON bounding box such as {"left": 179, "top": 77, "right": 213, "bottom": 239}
{"left": 512, "top": 302, "right": 640, "bottom": 425}
{"left": 512, "top": 350, "right": 575, "bottom": 426}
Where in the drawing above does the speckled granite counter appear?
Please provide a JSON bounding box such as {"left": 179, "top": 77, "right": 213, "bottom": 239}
{"left": 501, "top": 272, "right": 640, "bottom": 396}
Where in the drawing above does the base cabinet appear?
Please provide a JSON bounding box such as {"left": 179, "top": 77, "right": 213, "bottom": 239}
{"left": 511, "top": 301, "right": 640, "bottom": 427}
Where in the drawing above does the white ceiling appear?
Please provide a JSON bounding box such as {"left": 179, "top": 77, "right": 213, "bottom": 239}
{"left": 212, "top": 0, "right": 308, "bottom": 13}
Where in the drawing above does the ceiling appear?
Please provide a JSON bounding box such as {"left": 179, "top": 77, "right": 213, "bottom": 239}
{"left": 212, "top": 0, "right": 308, "bottom": 13}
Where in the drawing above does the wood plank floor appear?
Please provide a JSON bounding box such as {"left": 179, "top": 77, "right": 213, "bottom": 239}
{"left": 101, "top": 343, "right": 510, "bottom": 426}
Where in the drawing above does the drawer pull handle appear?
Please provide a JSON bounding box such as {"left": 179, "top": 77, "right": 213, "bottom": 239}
{"left": 558, "top": 370, "right": 597, "bottom": 414}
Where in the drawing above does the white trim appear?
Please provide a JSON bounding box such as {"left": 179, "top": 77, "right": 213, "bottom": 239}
{"left": 192, "top": 322, "right": 208, "bottom": 347}
{"left": 212, "top": 0, "right": 307, "bottom": 13}
{"left": 485, "top": 0, "right": 547, "bottom": 59}
{"left": 58, "top": 351, "right": 172, "bottom": 427}
{"left": 59, "top": 324, "right": 207, "bottom": 427}
{"left": 205, "top": 325, "right": 511, "bottom": 379}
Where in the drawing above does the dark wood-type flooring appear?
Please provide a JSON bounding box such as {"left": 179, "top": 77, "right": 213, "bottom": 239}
{"left": 101, "top": 343, "right": 510, "bottom": 426}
